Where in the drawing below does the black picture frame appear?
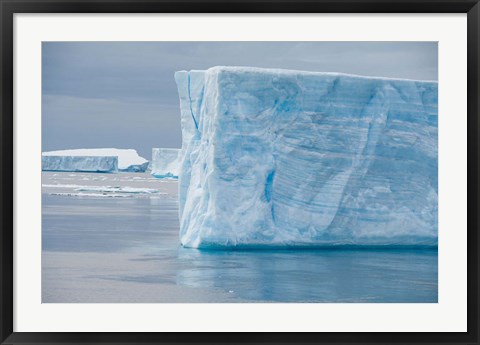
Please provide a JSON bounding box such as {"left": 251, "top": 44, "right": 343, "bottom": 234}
{"left": 1, "top": 1, "right": 478, "bottom": 344}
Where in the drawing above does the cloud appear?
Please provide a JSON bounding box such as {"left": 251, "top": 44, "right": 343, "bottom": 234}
{"left": 42, "top": 94, "right": 182, "bottom": 158}
{"left": 42, "top": 41, "right": 437, "bottom": 155}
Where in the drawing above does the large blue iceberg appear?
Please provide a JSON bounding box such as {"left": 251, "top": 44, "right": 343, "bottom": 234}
{"left": 175, "top": 67, "right": 438, "bottom": 249}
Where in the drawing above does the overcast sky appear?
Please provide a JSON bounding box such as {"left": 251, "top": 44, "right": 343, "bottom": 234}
{"left": 42, "top": 42, "right": 437, "bottom": 159}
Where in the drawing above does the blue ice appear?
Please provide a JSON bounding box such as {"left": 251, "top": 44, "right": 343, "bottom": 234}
{"left": 175, "top": 67, "right": 438, "bottom": 249}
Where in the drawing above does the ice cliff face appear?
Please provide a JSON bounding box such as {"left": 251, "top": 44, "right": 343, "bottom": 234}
{"left": 42, "top": 149, "right": 149, "bottom": 172}
{"left": 175, "top": 67, "right": 438, "bottom": 249}
{"left": 151, "top": 148, "right": 181, "bottom": 178}
{"left": 42, "top": 155, "right": 118, "bottom": 173}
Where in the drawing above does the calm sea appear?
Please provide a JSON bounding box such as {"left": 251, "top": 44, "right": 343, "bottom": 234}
{"left": 42, "top": 172, "right": 437, "bottom": 303}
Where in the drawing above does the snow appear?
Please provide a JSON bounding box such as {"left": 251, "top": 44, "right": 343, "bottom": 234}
{"left": 151, "top": 148, "right": 181, "bottom": 178}
{"left": 42, "top": 148, "right": 149, "bottom": 172}
{"left": 175, "top": 66, "right": 438, "bottom": 248}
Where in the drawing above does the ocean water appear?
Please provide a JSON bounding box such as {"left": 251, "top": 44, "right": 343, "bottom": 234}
{"left": 42, "top": 172, "right": 437, "bottom": 303}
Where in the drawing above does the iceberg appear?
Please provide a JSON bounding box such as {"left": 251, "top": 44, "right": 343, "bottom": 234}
{"left": 151, "top": 148, "right": 181, "bottom": 178}
{"left": 42, "top": 155, "right": 118, "bottom": 173}
{"left": 42, "top": 148, "right": 149, "bottom": 173}
{"left": 175, "top": 66, "right": 438, "bottom": 249}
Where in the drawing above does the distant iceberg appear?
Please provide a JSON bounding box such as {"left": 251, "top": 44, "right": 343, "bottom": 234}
{"left": 151, "top": 148, "right": 181, "bottom": 178}
{"left": 175, "top": 66, "right": 438, "bottom": 249}
{"left": 42, "top": 148, "right": 149, "bottom": 173}
{"left": 42, "top": 155, "right": 118, "bottom": 173}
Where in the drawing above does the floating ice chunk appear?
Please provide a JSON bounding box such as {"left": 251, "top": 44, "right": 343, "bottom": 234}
{"left": 50, "top": 192, "right": 132, "bottom": 198}
{"left": 43, "top": 183, "right": 165, "bottom": 197}
{"left": 42, "top": 184, "right": 92, "bottom": 189}
{"left": 176, "top": 66, "right": 438, "bottom": 248}
{"left": 42, "top": 148, "right": 149, "bottom": 172}
{"left": 74, "top": 186, "right": 161, "bottom": 194}
{"left": 151, "top": 148, "right": 181, "bottom": 178}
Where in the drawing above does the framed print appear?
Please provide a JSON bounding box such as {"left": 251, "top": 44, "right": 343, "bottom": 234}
{"left": 1, "top": 1, "right": 479, "bottom": 344}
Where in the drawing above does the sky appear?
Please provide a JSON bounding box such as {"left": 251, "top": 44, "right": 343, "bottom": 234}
{"left": 42, "top": 42, "right": 437, "bottom": 159}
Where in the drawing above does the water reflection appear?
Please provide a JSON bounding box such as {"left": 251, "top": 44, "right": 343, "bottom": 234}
{"left": 176, "top": 247, "right": 437, "bottom": 302}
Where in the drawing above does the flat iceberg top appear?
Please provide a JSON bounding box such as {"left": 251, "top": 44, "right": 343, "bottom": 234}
{"left": 42, "top": 148, "right": 148, "bottom": 170}
{"left": 152, "top": 148, "right": 180, "bottom": 155}
{"left": 176, "top": 66, "right": 438, "bottom": 84}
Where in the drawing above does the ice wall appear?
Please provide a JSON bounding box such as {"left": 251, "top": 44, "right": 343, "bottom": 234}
{"left": 151, "top": 148, "right": 181, "bottom": 178}
{"left": 175, "top": 67, "right": 438, "bottom": 249}
{"left": 175, "top": 71, "right": 205, "bottom": 217}
{"left": 42, "top": 149, "right": 149, "bottom": 172}
{"left": 42, "top": 155, "right": 118, "bottom": 173}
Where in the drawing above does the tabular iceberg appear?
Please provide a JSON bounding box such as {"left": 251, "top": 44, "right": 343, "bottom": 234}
{"left": 42, "top": 148, "right": 149, "bottom": 173}
{"left": 175, "top": 66, "right": 438, "bottom": 249}
{"left": 42, "top": 155, "right": 118, "bottom": 173}
{"left": 151, "top": 148, "right": 181, "bottom": 178}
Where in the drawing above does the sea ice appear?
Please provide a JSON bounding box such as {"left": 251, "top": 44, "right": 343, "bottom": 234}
{"left": 74, "top": 186, "right": 161, "bottom": 194}
{"left": 42, "top": 148, "right": 149, "bottom": 172}
{"left": 151, "top": 148, "right": 181, "bottom": 178}
{"left": 175, "top": 66, "right": 438, "bottom": 248}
